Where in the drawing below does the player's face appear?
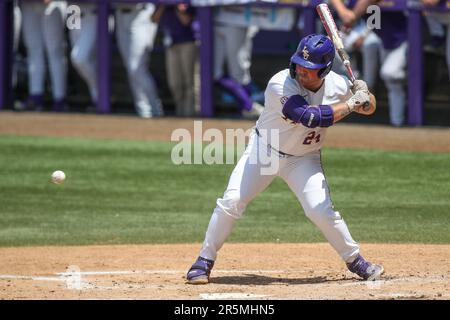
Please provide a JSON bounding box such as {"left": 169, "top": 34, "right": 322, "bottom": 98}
{"left": 296, "top": 66, "right": 323, "bottom": 91}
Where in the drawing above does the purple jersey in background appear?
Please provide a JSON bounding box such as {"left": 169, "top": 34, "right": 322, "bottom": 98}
{"left": 159, "top": 5, "right": 196, "bottom": 47}
{"left": 373, "top": 11, "right": 407, "bottom": 49}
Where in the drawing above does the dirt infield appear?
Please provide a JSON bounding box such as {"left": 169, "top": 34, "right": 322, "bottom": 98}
{"left": 1, "top": 244, "right": 449, "bottom": 300}
{"left": 1, "top": 111, "right": 450, "bottom": 300}
{"left": 1, "top": 111, "right": 450, "bottom": 152}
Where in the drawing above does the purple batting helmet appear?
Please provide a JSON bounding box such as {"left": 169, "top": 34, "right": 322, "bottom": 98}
{"left": 289, "top": 34, "right": 335, "bottom": 79}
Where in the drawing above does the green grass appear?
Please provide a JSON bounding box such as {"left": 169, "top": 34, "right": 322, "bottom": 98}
{"left": 0, "top": 135, "right": 449, "bottom": 246}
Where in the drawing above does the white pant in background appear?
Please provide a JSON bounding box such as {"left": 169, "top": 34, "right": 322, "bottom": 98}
{"left": 13, "top": 4, "right": 21, "bottom": 88}
{"left": 21, "top": 1, "right": 67, "bottom": 100}
{"left": 213, "top": 24, "right": 258, "bottom": 85}
{"left": 380, "top": 42, "right": 408, "bottom": 127}
{"left": 115, "top": 4, "right": 163, "bottom": 118}
{"left": 339, "top": 22, "right": 382, "bottom": 90}
{"left": 199, "top": 131, "right": 360, "bottom": 264}
{"left": 69, "top": 3, "right": 98, "bottom": 104}
{"left": 361, "top": 32, "right": 382, "bottom": 90}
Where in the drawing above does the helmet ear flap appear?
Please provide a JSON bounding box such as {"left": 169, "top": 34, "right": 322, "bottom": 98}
{"left": 317, "top": 61, "right": 333, "bottom": 79}
{"left": 289, "top": 62, "right": 296, "bottom": 79}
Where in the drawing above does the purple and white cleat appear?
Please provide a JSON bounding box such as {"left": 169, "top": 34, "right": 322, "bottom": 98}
{"left": 186, "top": 256, "right": 214, "bottom": 284}
{"left": 347, "top": 254, "right": 384, "bottom": 281}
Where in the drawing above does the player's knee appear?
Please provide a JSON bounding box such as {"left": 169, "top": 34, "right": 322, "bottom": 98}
{"left": 380, "top": 68, "right": 393, "bottom": 82}
{"left": 380, "top": 66, "right": 405, "bottom": 82}
{"left": 216, "top": 190, "right": 249, "bottom": 219}
{"left": 70, "top": 51, "right": 90, "bottom": 68}
{"left": 304, "top": 203, "right": 341, "bottom": 224}
{"left": 46, "top": 43, "right": 64, "bottom": 58}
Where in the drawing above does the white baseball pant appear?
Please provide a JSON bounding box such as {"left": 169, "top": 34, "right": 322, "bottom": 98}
{"left": 213, "top": 23, "right": 258, "bottom": 85}
{"left": 13, "top": 3, "right": 21, "bottom": 88}
{"left": 199, "top": 130, "right": 360, "bottom": 263}
{"left": 115, "top": 4, "right": 163, "bottom": 118}
{"left": 380, "top": 41, "right": 407, "bottom": 127}
{"left": 69, "top": 3, "right": 98, "bottom": 104}
{"left": 21, "top": 1, "right": 67, "bottom": 100}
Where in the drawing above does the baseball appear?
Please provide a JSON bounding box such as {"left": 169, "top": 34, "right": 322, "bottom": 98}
{"left": 51, "top": 170, "right": 66, "bottom": 184}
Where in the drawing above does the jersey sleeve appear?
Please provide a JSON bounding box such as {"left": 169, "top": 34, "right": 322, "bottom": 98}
{"left": 264, "top": 74, "right": 298, "bottom": 115}
{"left": 342, "top": 76, "right": 354, "bottom": 101}
{"left": 325, "top": 72, "right": 354, "bottom": 104}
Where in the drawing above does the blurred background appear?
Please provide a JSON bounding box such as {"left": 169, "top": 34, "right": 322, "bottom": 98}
{"left": 0, "top": 0, "right": 449, "bottom": 125}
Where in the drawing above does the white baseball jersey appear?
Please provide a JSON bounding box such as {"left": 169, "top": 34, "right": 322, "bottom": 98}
{"left": 256, "top": 69, "right": 353, "bottom": 156}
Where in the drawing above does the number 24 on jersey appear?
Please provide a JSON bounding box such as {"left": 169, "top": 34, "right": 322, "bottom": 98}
{"left": 303, "top": 131, "right": 321, "bottom": 145}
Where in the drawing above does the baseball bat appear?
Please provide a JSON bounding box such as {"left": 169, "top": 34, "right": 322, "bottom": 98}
{"left": 316, "top": 3, "right": 356, "bottom": 82}
{"left": 316, "top": 3, "right": 370, "bottom": 108}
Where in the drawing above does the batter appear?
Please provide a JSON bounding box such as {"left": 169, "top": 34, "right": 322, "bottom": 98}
{"left": 186, "top": 34, "right": 384, "bottom": 284}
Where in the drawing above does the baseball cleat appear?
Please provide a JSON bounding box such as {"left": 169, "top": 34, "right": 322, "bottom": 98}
{"left": 347, "top": 254, "right": 385, "bottom": 281}
{"left": 186, "top": 256, "right": 214, "bottom": 285}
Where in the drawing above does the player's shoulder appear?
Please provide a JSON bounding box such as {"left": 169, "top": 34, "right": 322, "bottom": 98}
{"left": 268, "top": 69, "right": 290, "bottom": 84}
{"left": 325, "top": 71, "right": 352, "bottom": 95}
{"left": 267, "top": 69, "right": 297, "bottom": 94}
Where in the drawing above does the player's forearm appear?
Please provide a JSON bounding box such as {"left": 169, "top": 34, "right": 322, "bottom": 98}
{"left": 331, "top": 102, "right": 354, "bottom": 123}
{"left": 329, "top": 0, "right": 347, "bottom": 15}
{"left": 352, "top": 0, "right": 378, "bottom": 20}
{"left": 151, "top": 5, "right": 165, "bottom": 23}
{"left": 332, "top": 92, "right": 376, "bottom": 123}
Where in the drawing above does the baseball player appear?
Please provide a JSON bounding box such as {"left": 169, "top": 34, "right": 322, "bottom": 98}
{"left": 68, "top": 1, "right": 98, "bottom": 109}
{"left": 186, "top": 34, "right": 384, "bottom": 284}
{"left": 115, "top": 2, "right": 163, "bottom": 118}
{"left": 20, "top": 0, "right": 67, "bottom": 111}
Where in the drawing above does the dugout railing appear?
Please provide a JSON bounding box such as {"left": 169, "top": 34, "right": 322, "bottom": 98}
{"left": 0, "top": 0, "right": 449, "bottom": 126}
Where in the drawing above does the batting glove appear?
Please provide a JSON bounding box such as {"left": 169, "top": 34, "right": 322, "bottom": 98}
{"left": 351, "top": 79, "right": 368, "bottom": 93}
{"left": 346, "top": 90, "right": 370, "bottom": 112}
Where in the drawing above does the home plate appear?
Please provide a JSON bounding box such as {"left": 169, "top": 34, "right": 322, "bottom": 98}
{"left": 200, "top": 293, "right": 269, "bottom": 300}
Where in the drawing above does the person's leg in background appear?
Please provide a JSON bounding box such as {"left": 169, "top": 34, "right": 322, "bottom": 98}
{"left": 380, "top": 42, "right": 408, "bottom": 127}
{"left": 21, "top": 1, "right": 45, "bottom": 110}
{"left": 43, "top": 1, "right": 67, "bottom": 111}
{"left": 165, "top": 44, "right": 184, "bottom": 116}
{"left": 427, "top": 13, "right": 450, "bottom": 80}
{"left": 178, "top": 41, "right": 197, "bottom": 117}
{"left": 69, "top": 4, "right": 98, "bottom": 109}
{"left": 224, "top": 24, "right": 254, "bottom": 106}
{"left": 213, "top": 23, "right": 226, "bottom": 82}
{"left": 362, "top": 32, "right": 382, "bottom": 91}
{"left": 214, "top": 23, "right": 262, "bottom": 116}
{"left": 116, "top": 4, "right": 163, "bottom": 118}
{"left": 12, "top": 2, "right": 21, "bottom": 89}
{"left": 425, "top": 14, "right": 446, "bottom": 51}
{"left": 446, "top": 23, "right": 450, "bottom": 80}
